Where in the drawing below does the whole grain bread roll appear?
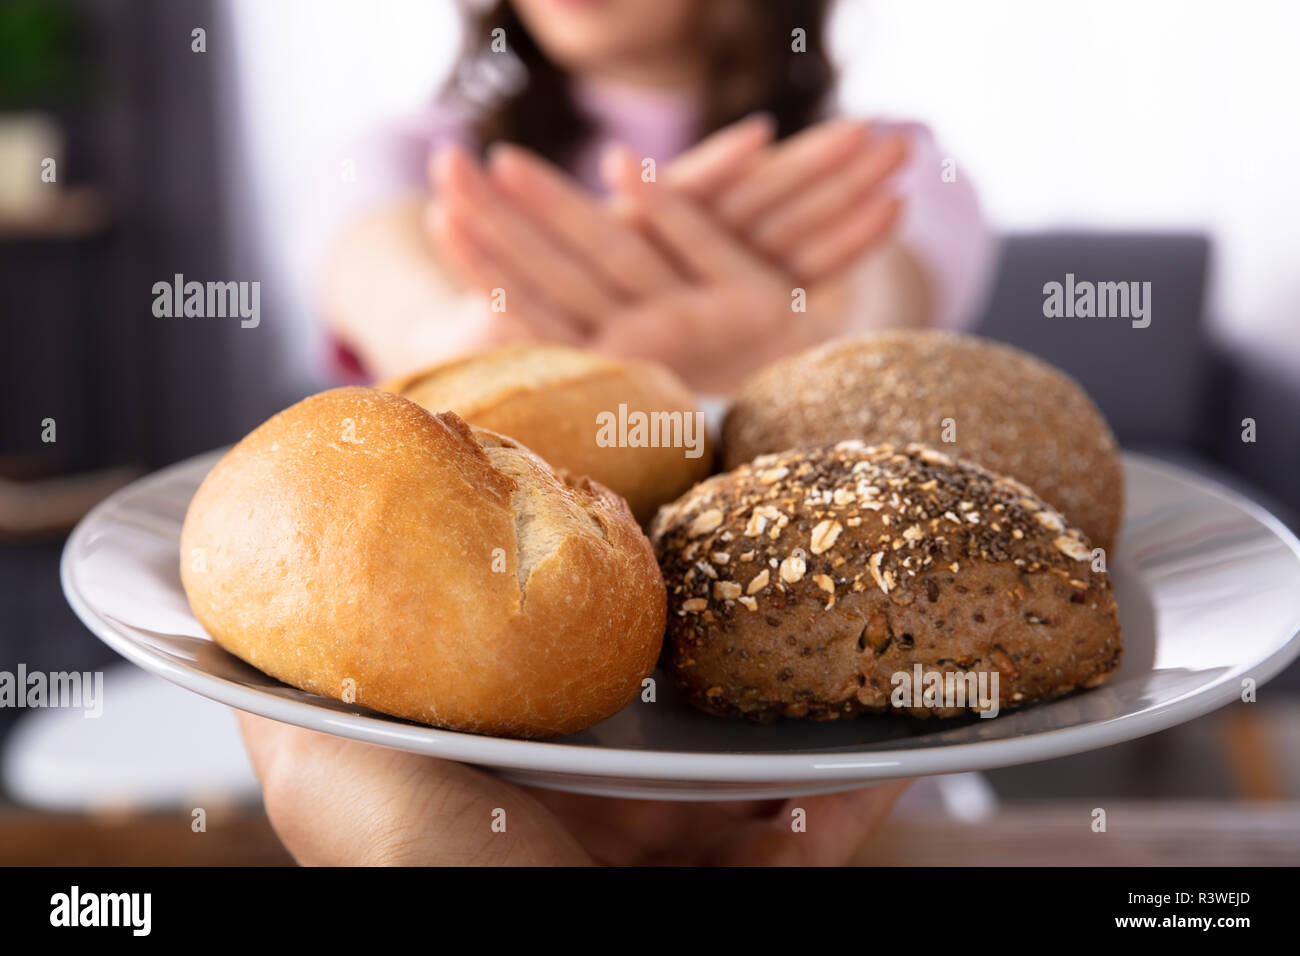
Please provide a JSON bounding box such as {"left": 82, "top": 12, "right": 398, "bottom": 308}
{"left": 180, "top": 387, "right": 665, "bottom": 739}
{"left": 650, "top": 441, "right": 1121, "bottom": 721}
{"left": 379, "top": 345, "right": 712, "bottom": 524}
{"left": 723, "top": 332, "right": 1123, "bottom": 552}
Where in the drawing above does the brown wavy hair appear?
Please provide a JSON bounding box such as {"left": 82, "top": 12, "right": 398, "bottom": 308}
{"left": 445, "top": 0, "right": 835, "bottom": 166}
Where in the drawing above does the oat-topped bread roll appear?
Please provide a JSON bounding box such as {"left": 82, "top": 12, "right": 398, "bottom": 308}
{"left": 650, "top": 441, "right": 1121, "bottom": 721}
{"left": 723, "top": 331, "right": 1123, "bottom": 552}
{"left": 379, "top": 345, "right": 712, "bottom": 524}
{"left": 180, "top": 387, "right": 665, "bottom": 739}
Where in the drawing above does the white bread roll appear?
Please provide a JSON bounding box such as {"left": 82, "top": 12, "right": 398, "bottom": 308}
{"left": 378, "top": 345, "right": 713, "bottom": 524}
{"left": 180, "top": 387, "right": 666, "bottom": 738}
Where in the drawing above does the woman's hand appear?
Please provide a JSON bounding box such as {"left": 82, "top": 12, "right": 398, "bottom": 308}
{"left": 429, "top": 144, "right": 637, "bottom": 344}
{"left": 446, "top": 115, "right": 907, "bottom": 293}
{"left": 427, "top": 114, "right": 781, "bottom": 337}
{"left": 238, "top": 712, "right": 910, "bottom": 866}
{"left": 663, "top": 116, "right": 908, "bottom": 283}
{"left": 425, "top": 115, "right": 910, "bottom": 389}
{"left": 586, "top": 277, "right": 852, "bottom": 393}
{"left": 590, "top": 145, "right": 886, "bottom": 391}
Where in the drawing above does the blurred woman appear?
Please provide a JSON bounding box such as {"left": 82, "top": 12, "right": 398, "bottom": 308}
{"left": 320, "top": 0, "right": 994, "bottom": 392}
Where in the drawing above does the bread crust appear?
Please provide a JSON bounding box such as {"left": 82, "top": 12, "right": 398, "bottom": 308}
{"left": 650, "top": 441, "right": 1121, "bottom": 721}
{"left": 722, "top": 331, "right": 1123, "bottom": 552}
{"left": 379, "top": 345, "right": 712, "bottom": 524}
{"left": 180, "top": 387, "right": 665, "bottom": 738}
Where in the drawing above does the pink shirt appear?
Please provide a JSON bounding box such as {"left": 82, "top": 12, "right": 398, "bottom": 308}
{"left": 318, "top": 79, "right": 996, "bottom": 375}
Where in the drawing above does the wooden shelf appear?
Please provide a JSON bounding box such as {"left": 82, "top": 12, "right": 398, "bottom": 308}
{"left": 0, "top": 466, "right": 140, "bottom": 539}
{"left": 0, "top": 186, "right": 111, "bottom": 240}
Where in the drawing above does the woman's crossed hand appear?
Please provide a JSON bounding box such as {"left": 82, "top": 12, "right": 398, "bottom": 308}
{"left": 427, "top": 115, "right": 907, "bottom": 390}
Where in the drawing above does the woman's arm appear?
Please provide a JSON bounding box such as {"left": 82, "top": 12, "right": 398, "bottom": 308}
{"left": 315, "top": 116, "right": 777, "bottom": 382}
{"left": 320, "top": 194, "right": 512, "bottom": 381}
{"left": 862, "top": 122, "right": 997, "bottom": 332}
{"left": 847, "top": 236, "right": 938, "bottom": 331}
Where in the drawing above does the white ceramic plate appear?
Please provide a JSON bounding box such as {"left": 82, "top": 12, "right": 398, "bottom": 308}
{"left": 61, "top": 451, "right": 1300, "bottom": 800}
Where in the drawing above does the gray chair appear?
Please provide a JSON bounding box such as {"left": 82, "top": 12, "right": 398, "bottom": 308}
{"left": 975, "top": 232, "right": 1298, "bottom": 532}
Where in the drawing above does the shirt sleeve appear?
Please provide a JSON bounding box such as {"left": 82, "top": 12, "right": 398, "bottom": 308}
{"left": 874, "top": 120, "right": 1000, "bottom": 331}
{"left": 293, "top": 103, "right": 482, "bottom": 381}
{"left": 303, "top": 103, "right": 474, "bottom": 268}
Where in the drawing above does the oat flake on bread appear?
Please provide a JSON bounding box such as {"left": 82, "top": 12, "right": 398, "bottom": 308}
{"left": 650, "top": 441, "right": 1122, "bottom": 722}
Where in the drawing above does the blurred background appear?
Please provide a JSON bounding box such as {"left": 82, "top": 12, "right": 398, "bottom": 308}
{"left": 1, "top": 0, "right": 1298, "bottom": 864}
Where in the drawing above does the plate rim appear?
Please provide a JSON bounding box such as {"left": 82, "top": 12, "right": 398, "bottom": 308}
{"left": 60, "top": 450, "right": 1300, "bottom": 785}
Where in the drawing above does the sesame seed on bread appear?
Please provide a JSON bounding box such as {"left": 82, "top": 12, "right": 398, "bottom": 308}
{"left": 650, "top": 441, "right": 1122, "bottom": 721}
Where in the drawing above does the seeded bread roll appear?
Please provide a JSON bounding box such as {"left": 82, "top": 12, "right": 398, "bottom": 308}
{"left": 180, "top": 387, "right": 666, "bottom": 739}
{"left": 650, "top": 441, "right": 1121, "bottom": 721}
{"left": 379, "top": 345, "right": 712, "bottom": 524}
{"left": 723, "top": 331, "right": 1123, "bottom": 552}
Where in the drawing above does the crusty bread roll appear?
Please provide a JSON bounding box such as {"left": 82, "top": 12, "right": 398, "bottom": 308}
{"left": 650, "top": 441, "right": 1121, "bottom": 721}
{"left": 378, "top": 345, "right": 712, "bottom": 524}
{"left": 180, "top": 387, "right": 666, "bottom": 739}
{"left": 723, "top": 332, "right": 1123, "bottom": 552}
